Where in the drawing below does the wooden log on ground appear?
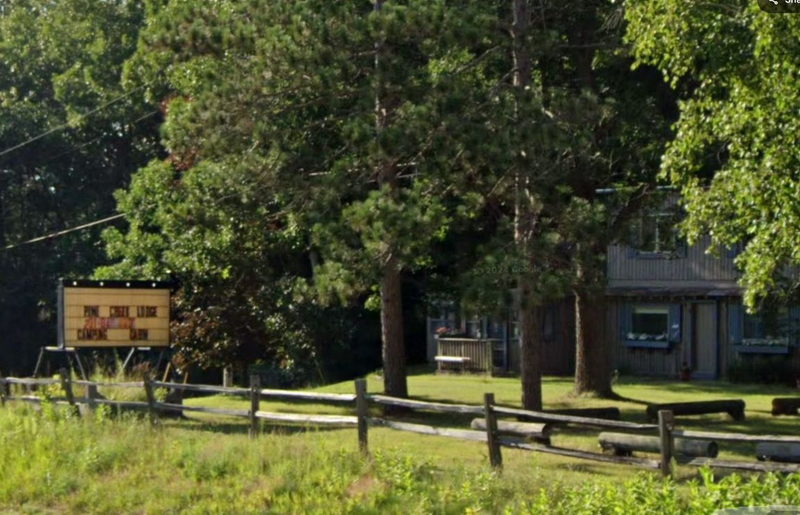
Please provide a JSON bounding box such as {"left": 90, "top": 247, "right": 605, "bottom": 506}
{"left": 599, "top": 432, "right": 718, "bottom": 458}
{"left": 471, "top": 418, "right": 552, "bottom": 444}
{"left": 645, "top": 400, "right": 745, "bottom": 422}
{"left": 771, "top": 398, "right": 800, "bottom": 416}
{"left": 756, "top": 443, "right": 800, "bottom": 463}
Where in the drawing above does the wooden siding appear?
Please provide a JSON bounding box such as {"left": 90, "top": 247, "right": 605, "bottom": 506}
{"left": 608, "top": 236, "right": 739, "bottom": 287}
{"left": 506, "top": 299, "right": 575, "bottom": 375}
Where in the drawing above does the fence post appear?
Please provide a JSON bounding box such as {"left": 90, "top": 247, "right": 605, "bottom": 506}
{"left": 223, "top": 366, "right": 233, "bottom": 388}
{"left": 143, "top": 375, "right": 159, "bottom": 427}
{"left": 355, "top": 378, "right": 369, "bottom": 455}
{"left": 484, "top": 393, "right": 502, "bottom": 469}
{"left": 249, "top": 374, "right": 260, "bottom": 439}
{"left": 658, "top": 409, "right": 674, "bottom": 477}
{"left": 86, "top": 383, "right": 98, "bottom": 412}
{"left": 0, "top": 377, "right": 6, "bottom": 407}
{"left": 59, "top": 368, "right": 79, "bottom": 417}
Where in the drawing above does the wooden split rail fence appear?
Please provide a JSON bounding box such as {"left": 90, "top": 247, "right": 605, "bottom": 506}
{"left": 2, "top": 371, "right": 800, "bottom": 476}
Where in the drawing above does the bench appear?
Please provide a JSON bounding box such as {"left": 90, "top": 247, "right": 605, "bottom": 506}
{"left": 434, "top": 355, "right": 471, "bottom": 373}
{"left": 771, "top": 398, "right": 800, "bottom": 416}
{"left": 645, "top": 400, "right": 745, "bottom": 422}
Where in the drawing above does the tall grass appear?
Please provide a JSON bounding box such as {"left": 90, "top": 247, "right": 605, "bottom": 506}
{"left": 2, "top": 403, "right": 800, "bottom": 513}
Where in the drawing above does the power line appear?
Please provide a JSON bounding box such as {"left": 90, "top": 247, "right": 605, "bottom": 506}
{"left": 35, "top": 109, "right": 160, "bottom": 167}
{"left": 0, "top": 86, "right": 146, "bottom": 161}
{"left": 3, "top": 213, "right": 126, "bottom": 251}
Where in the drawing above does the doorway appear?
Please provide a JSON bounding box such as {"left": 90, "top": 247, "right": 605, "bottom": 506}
{"left": 692, "top": 302, "right": 719, "bottom": 379}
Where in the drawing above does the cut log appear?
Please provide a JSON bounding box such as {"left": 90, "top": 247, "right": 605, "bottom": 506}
{"left": 645, "top": 400, "right": 745, "bottom": 422}
{"left": 756, "top": 443, "right": 800, "bottom": 463}
{"left": 599, "top": 432, "right": 718, "bottom": 458}
{"left": 471, "top": 418, "right": 552, "bottom": 443}
{"left": 771, "top": 398, "right": 800, "bottom": 416}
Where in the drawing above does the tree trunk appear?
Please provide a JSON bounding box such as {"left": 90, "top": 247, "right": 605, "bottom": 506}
{"left": 519, "top": 288, "right": 543, "bottom": 410}
{"left": 381, "top": 256, "right": 408, "bottom": 398}
{"left": 373, "top": 0, "right": 407, "bottom": 398}
{"left": 512, "top": 0, "right": 542, "bottom": 411}
{"left": 573, "top": 288, "right": 613, "bottom": 397}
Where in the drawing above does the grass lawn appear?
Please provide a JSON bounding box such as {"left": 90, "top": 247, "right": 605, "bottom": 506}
{"left": 3, "top": 370, "right": 800, "bottom": 513}
{"left": 183, "top": 368, "right": 800, "bottom": 483}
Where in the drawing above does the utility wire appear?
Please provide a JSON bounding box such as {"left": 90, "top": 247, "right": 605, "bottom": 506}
{"left": 3, "top": 213, "right": 126, "bottom": 251}
{"left": 0, "top": 85, "right": 146, "bottom": 161}
{"left": 35, "top": 109, "right": 160, "bottom": 167}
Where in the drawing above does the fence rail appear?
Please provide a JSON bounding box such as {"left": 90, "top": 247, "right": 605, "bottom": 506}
{"left": 3, "top": 372, "right": 800, "bottom": 476}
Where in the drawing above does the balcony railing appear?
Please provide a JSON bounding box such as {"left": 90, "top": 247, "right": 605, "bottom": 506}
{"left": 435, "top": 338, "right": 503, "bottom": 374}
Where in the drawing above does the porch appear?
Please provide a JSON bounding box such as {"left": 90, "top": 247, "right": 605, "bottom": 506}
{"left": 435, "top": 337, "right": 505, "bottom": 375}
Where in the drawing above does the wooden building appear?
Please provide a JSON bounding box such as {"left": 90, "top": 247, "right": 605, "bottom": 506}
{"left": 428, "top": 230, "right": 800, "bottom": 378}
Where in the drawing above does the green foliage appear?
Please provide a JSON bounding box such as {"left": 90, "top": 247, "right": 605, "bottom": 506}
{"left": 98, "top": 0, "right": 505, "bottom": 382}
{"left": 727, "top": 356, "right": 798, "bottom": 385}
{"left": 0, "top": 0, "right": 159, "bottom": 373}
{"left": 626, "top": 1, "right": 800, "bottom": 308}
{"left": 521, "top": 469, "right": 800, "bottom": 514}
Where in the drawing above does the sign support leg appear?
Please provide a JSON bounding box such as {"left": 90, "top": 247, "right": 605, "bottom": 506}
{"left": 32, "top": 347, "right": 45, "bottom": 377}
{"left": 72, "top": 350, "right": 87, "bottom": 380}
{"left": 121, "top": 347, "right": 136, "bottom": 372}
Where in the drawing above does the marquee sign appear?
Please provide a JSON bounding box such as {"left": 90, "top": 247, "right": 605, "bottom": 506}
{"left": 58, "top": 280, "right": 172, "bottom": 348}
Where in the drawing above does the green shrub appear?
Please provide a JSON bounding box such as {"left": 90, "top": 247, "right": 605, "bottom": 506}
{"left": 727, "top": 355, "right": 797, "bottom": 385}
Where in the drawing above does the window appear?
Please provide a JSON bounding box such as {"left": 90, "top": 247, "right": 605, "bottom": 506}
{"left": 743, "top": 307, "right": 789, "bottom": 346}
{"left": 622, "top": 303, "right": 680, "bottom": 349}
{"left": 630, "top": 208, "right": 684, "bottom": 257}
{"left": 629, "top": 306, "right": 669, "bottom": 342}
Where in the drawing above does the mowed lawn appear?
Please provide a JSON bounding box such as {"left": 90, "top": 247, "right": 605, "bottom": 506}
{"left": 4, "top": 371, "right": 800, "bottom": 513}
{"left": 184, "top": 368, "right": 800, "bottom": 483}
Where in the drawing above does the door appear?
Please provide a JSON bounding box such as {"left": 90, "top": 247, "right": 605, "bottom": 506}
{"left": 693, "top": 303, "right": 718, "bottom": 379}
